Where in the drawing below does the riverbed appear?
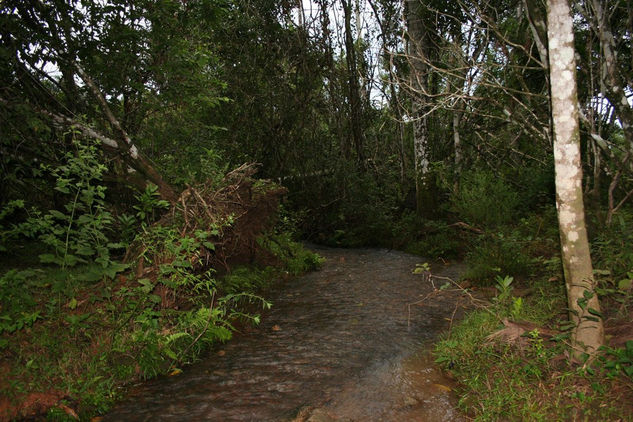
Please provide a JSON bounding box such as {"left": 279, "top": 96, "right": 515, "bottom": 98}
{"left": 106, "top": 246, "right": 466, "bottom": 421}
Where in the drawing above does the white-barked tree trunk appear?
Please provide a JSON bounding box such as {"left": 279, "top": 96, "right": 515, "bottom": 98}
{"left": 547, "top": 0, "right": 604, "bottom": 357}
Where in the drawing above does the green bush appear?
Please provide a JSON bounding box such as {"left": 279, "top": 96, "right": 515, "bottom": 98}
{"left": 288, "top": 163, "right": 405, "bottom": 248}
{"left": 220, "top": 266, "right": 273, "bottom": 294}
{"left": 464, "top": 232, "right": 532, "bottom": 282}
{"left": 592, "top": 209, "right": 633, "bottom": 281}
{"left": 512, "top": 163, "right": 555, "bottom": 210}
{"left": 0, "top": 269, "right": 39, "bottom": 336}
{"left": 432, "top": 278, "right": 633, "bottom": 421}
{"left": 405, "top": 231, "right": 462, "bottom": 259}
{"left": 258, "top": 232, "right": 324, "bottom": 275}
{"left": 452, "top": 170, "right": 520, "bottom": 228}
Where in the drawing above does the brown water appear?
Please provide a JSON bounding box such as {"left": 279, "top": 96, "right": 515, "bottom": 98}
{"left": 105, "top": 246, "right": 466, "bottom": 421}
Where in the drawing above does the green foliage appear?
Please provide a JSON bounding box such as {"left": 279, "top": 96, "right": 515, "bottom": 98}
{"left": 258, "top": 232, "right": 324, "bottom": 275}
{"left": 133, "top": 184, "right": 170, "bottom": 226}
{"left": 434, "top": 279, "right": 626, "bottom": 421}
{"left": 452, "top": 170, "right": 520, "bottom": 228}
{"left": 599, "top": 341, "right": 633, "bottom": 379}
{"left": 117, "top": 213, "right": 138, "bottom": 246}
{"left": 464, "top": 232, "right": 532, "bottom": 282}
{"left": 296, "top": 165, "right": 406, "bottom": 248}
{"left": 592, "top": 210, "right": 633, "bottom": 317}
{"left": 220, "top": 266, "right": 274, "bottom": 294}
{"left": 21, "top": 138, "right": 116, "bottom": 270}
{"left": 509, "top": 163, "right": 555, "bottom": 210}
{"left": 0, "top": 199, "right": 25, "bottom": 251}
{"left": 403, "top": 218, "right": 462, "bottom": 259}
{"left": 592, "top": 209, "right": 633, "bottom": 282}
{"left": 494, "top": 275, "right": 514, "bottom": 302}
{"left": 0, "top": 269, "right": 40, "bottom": 335}
{"left": 159, "top": 146, "right": 229, "bottom": 187}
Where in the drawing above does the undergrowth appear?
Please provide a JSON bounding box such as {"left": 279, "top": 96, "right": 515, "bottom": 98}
{"left": 0, "top": 160, "right": 323, "bottom": 421}
{"left": 0, "top": 232, "right": 321, "bottom": 421}
{"left": 431, "top": 172, "right": 633, "bottom": 421}
{"left": 434, "top": 247, "right": 633, "bottom": 421}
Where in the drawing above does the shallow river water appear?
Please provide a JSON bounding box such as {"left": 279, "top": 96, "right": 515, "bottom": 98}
{"left": 106, "top": 246, "right": 466, "bottom": 421}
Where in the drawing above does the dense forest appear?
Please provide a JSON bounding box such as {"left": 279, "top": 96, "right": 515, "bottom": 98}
{"left": 1, "top": 0, "right": 632, "bottom": 420}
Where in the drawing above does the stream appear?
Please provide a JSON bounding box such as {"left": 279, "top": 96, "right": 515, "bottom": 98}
{"left": 105, "top": 246, "right": 466, "bottom": 421}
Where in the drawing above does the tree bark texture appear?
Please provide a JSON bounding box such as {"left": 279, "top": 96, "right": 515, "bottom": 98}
{"left": 406, "top": 0, "right": 432, "bottom": 216}
{"left": 547, "top": 0, "right": 604, "bottom": 357}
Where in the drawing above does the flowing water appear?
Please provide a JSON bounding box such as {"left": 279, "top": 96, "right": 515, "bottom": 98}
{"left": 106, "top": 246, "right": 467, "bottom": 421}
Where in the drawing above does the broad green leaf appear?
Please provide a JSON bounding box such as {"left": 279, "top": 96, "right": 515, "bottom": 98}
{"left": 49, "top": 210, "right": 67, "bottom": 220}
{"left": 68, "top": 298, "right": 78, "bottom": 309}
{"left": 75, "top": 245, "right": 96, "bottom": 256}
{"left": 587, "top": 308, "right": 603, "bottom": 318}
{"left": 39, "top": 253, "right": 60, "bottom": 264}
{"left": 618, "top": 279, "right": 632, "bottom": 290}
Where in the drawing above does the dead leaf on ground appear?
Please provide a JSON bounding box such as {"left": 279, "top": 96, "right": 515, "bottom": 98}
{"left": 486, "top": 320, "right": 527, "bottom": 345}
{"left": 432, "top": 383, "right": 452, "bottom": 392}
{"left": 485, "top": 319, "right": 557, "bottom": 349}
{"left": 58, "top": 403, "right": 79, "bottom": 420}
{"left": 272, "top": 325, "right": 281, "bottom": 331}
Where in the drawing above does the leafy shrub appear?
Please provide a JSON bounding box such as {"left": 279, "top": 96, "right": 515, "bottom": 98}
{"left": 592, "top": 209, "right": 633, "bottom": 281}
{"left": 403, "top": 219, "right": 462, "bottom": 259}
{"left": 289, "top": 163, "right": 405, "bottom": 248}
{"left": 512, "top": 163, "right": 555, "bottom": 210}
{"left": 0, "top": 269, "right": 40, "bottom": 336}
{"left": 133, "top": 184, "right": 170, "bottom": 227}
{"left": 259, "top": 232, "right": 324, "bottom": 275}
{"left": 0, "top": 138, "right": 121, "bottom": 275}
{"left": 220, "top": 266, "right": 273, "bottom": 294}
{"left": 464, "top": 232, "right": 532, "bottom": 282}
{"left": 600, "top": 341, "right": 633, "bottom": 379}
{"left": 0, "top": 200, "right": 26, "bottom": 252}
{"left": 452, "top": 170, "right": 520, "bottom": 228}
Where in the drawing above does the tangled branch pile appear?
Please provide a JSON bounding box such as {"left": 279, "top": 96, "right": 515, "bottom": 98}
{"left": 129, "top": 163, "right": 288, "bottom": 285}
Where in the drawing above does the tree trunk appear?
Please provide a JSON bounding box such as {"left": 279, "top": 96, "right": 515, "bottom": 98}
{"left": 453, "top": 102, "right": 463, "bottom": 192}
{"left": 341, "top": 0, "right": 366, "bottom": 167}
{"left": 522, "top": 0, "right": 549, "bottom": 70}
{"left": 589, "top": 0, "right": 633, "bottom": 153}
{"left": 407, "top": 0, "right": 432, "bottom": 216}
{"left": 75, "top": 64, "right": 178, "bottom": 203}
{"left": 547, "top": 0, "right": 604, "bottom": 358}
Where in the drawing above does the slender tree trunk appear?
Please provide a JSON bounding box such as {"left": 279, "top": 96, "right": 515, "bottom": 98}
{"left": 547, "top": 0, "right": 604, "bottom": 357}
{"left": 341, "top": 0, "right": 366, "bottom": 167}
{"left": 522, "top": 0, "right": 549, "bottom": 70}
{"left": 453, "top": 103, "right": 463, "bottom": 192}
{"left": 589, "top": 0, "right": 633, "bottom": 153}
{"left": 407, "top": 0, "right": 432, "bottom": 216}
{"left": 75, "top": 64, "right": 178, "bottom": 203}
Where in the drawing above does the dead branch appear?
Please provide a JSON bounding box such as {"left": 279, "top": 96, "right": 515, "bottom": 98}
{"left": 448, "top": 221, "right": 485, "bottom": 235}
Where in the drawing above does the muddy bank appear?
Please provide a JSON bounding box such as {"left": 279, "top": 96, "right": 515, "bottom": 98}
{"left": 106, "top": 246, "right": 467, "bottom": 421}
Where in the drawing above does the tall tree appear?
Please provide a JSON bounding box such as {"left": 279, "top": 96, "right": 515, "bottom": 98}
{"left": 341, "top": 0, "right": 367, "bottom": 166}
{"left": 547, "top": 0, "right": 604, "bottom": 357}
{"left": 406, "top": 0, "right": 433, "bottom": 216}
